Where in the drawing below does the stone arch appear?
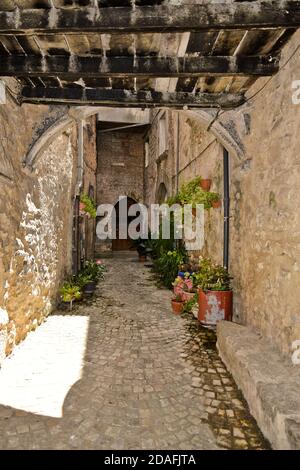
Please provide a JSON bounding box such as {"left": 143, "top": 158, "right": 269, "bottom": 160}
{"left": 23, "top": 106, "right": 245, "bottom": 172}
{"left": 184, "top": 109, "right": 245, "bottom": 161}
{"left": 22, "top": 106, "right": 101, "bottom": 172}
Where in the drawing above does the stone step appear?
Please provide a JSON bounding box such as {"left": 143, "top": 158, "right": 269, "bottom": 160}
{"left": 217, "top": 321, "right": 300, "bottom": 450}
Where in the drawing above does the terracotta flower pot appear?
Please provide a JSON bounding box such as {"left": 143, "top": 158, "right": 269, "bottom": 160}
{"left": 139, "top": 255, "right": 147, "bottom": 262}
{"left": 212, "top": 199, "right": 221, "bottom": 209}
{"left": 200, "top": 179, "right": 212, "bottom": 191}
{"left": 171, "top": 299, "right": 184, "bottom": 315}
{"left": 198, "top": 290, "right": 233, "bottom": 326}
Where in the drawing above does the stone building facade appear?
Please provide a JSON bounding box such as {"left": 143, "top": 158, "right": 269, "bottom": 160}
{"left": 0, "top": 91, "right": 97, "bottom": 363}
{"left": 144, "top": 30, "right": 300, "bottom": 359}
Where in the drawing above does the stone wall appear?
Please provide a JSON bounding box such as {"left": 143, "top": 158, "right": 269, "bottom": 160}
{"left": 96, "top": 128, "right": 144, "bottom": 252}
{"left": 145, "top": 30, "right": 300, "bottom": 358}
{"left": 144, "top": 109, "right": 224, "bottom": 264}
{"left": 0, "top": 92, "right": 97, "bottom": 363}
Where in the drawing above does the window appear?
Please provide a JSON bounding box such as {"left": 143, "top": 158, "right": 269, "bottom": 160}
{"left": 158, "top": 112, "right": 168, "bottom": 156}
{"left": 145, "top": 141, "right": 149, "bottom": 168}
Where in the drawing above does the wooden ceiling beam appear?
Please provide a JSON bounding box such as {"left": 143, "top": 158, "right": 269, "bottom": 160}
{"left": 0, "top": 3, "right": 300, "bottom": 34}
{"left": 0, "top": 54, "right": 279, "bottom": 77}
{"left": 21, "top": 86, "right": 246, "bottom": 109}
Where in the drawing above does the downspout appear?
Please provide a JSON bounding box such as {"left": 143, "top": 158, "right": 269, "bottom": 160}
{"left": 73, "top": 119, "right": 84, "bottom": 273}
{"left": 176, "top": 112, "right": 180, "bottom": 194}
{"left": 75, "top": 119, "right": 84, "bottom": 195}
{"left": 223, "top": 147, "right": 230, "bottom": 269}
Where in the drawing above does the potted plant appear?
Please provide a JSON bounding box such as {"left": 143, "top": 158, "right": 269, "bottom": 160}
{"left": 134, "top": 238, "right": 149, "bottom": 261}
{"left": 208, "top": 192, "right": 221, "bottom": 209}
{"left": 177, "top": 178, "right": 220, "bottom": 210}
{"left": 173, "top": 273, "right": 196, "bottom": 302}
{"left": 74, "top": 273, "right": 96, "bottom": 294}
{"left": 193, "top": 258, "right": 233, "bottom": 326}
{"left": 212, "top": 199, "right": 221, "bottom": 209}
{"left": 82, "top": 260, "right": 106, "bottom": 281}
{"left": 200, "top": 178, "right": 212, "bottom": 191}
{"left": 171, "top": 294, "right": 184, "bottom": 315}
{"left": 60, "top": 282, "right": 82, "bottom": 310}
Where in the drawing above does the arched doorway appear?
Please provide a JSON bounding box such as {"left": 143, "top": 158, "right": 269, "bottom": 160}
{"left": 156, "top": 182, "right": 168, "bottom": 204}
{"left": 112, "top": 197, "right": 138, "bottom": 251}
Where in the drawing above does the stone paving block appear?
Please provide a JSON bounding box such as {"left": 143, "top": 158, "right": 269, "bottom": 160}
{"left": 0, "top": 258, "right": 269, "bottom": 450}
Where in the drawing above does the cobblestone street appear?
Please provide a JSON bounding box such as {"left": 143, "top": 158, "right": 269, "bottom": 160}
{"left": 0, "top": 256, "right": 269, "bottom": 450}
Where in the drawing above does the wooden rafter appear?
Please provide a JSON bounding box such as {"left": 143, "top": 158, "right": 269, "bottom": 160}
{"left": 0, "top": 54, "right": 279, "bottom": 77}
{"left": 21, "top": 86, "right": 246, "bottom": 108}
{"left": 0, "top": 2, "right": 300, "bottom": 34}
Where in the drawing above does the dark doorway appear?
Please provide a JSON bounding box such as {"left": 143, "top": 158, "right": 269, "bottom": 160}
{"left": 157, "top": 182, "right": 168, "bottom": 204}
{"left": 112, "top": 197, "right": 138, "bottom": 251}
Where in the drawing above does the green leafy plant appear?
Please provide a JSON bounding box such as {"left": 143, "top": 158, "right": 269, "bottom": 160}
{"left": 60, "top": 282, "right": 82, "bottom": 304}
{"left": 72, "top": 273, "right": 94, "bottom": 288}
{"left": 183, "top": 293, "right": 198, "bottom": 313}
{"left": 192, "top": 257, "right": 232, "bottom": 292}
{"left": 81, "top": 260, "right": 106, "bottom": 281}
{"left": 166, "top": 195, "right": 180, "bottom": 206}
{"left": 208, "top": 265, "right": 232, "bottom": 291}
{"left": 80, "top": 193, "right": 97, "bottom": 218}
{"left": 206, "top": 191, "right": 220, "bottom": 205}
{"left": 154, "top": 249, "right": 187, "bottom": 289}
{"left": 167, "top": 177, "right": 220, "bottom": 210}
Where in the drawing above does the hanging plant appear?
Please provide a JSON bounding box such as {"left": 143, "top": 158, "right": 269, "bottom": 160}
{"left": 166, "top": 177, "right": 220, "bottom": 211}
{"left": 80, "top": 193, "right": 97, "bottom": 218}
{"left": 199, "top": 178, "right": 212, "bottom": 191}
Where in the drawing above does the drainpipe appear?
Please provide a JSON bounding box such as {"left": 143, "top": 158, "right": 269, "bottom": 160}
{"left": 73, "top": 119, "right": 84, "bottom": 273}
{"left": 223, "top": 147, "right": 230, "bottom": 269}
{"left": 75, "top": 119, "right": 84, "bottom": 195}
{"left": 176, "top": 112, "right": 180, "bottom": 194}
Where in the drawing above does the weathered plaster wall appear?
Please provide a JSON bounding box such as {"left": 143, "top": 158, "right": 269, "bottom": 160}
{"left": 0, "top": 93, "right": 79, "bottom": 362}
{"left": 145, "top": 30, "right": 300, "bottom": 358}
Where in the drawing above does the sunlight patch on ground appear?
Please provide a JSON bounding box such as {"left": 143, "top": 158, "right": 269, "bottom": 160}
{"left": 0, "top": 315, "right": 89, "bottom": 418}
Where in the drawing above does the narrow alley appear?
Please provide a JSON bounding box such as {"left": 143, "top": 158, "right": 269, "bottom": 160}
{"left": 0, "top": 256, "right": 267, "bottom": 450}
{"left": 1, "top": 0, "right": 300, "bottom": 453}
